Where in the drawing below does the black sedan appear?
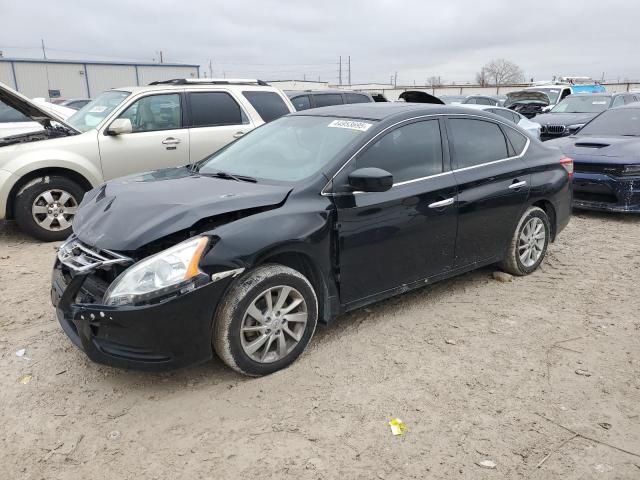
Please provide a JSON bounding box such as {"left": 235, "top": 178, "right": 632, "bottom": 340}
{"left": 51, "top": 104, "right": 572, "bottom": 376}
{"left": 547, "top": 104, "right": 640, "bottom": 212}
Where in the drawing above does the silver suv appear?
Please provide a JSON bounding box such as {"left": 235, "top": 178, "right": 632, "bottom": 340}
{"left": 0, "top": 79, "right": 295, "bottom": 240}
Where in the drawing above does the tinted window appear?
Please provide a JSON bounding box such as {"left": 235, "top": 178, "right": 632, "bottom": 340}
{"left": 449, "top": 118, "right": 509, "bottom": 168}
{"left": 242, "top": 91, "right": 289, "bottom": 122}
{"left": 504, "top": 127, "right": 528, "bottom": 155}
{"left": 118, "top": 94, "right": 181, "bottom": 132}
{"left": 345, "top": 93, "right": 371, "bottom": 104}
{"left": 291, "top": 95, "right": 311, "bottom": 111}
{"left": 0, "top": 102, "right": 31, "bottom": 122}
{"left": 623, "top": 95, "right": 636, "bottom": 105}
{"left": 188, "top": 92, "right": 247, "bottom": 127}
{"left": 464, "top": 98, "right": 477, "bottom": 104}
{"left": 612, "top": 96, "right": 625, "bottom": 107}
{"left": 314, "top": 94, "right": 343, "bottom": 107}
{"left": 356, "top": 120, "right": 443, "bottom": 183}
{"left": 489, "top": 108, "right": 518, "bottom": 124}
{"left": 477, "top": 98, "right": 493, "bottom": 105}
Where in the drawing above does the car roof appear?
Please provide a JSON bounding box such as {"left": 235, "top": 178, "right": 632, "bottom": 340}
{"left": 285, "top": 89, "right": 369, "bottom": 97}
{"left": 109, "top": 83, "right": 282, "bottom": 95}
{"left": 288, "top": 102, "right": 499, "bottom": 121}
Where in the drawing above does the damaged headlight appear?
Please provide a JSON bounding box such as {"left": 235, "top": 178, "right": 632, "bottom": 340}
{"left": 103, "top": 237, "right": 209, "bottom": 306}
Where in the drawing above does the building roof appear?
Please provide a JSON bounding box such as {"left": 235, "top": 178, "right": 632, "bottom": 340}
{"left": 0, "top": 57, "right": 199, "bottom": 68}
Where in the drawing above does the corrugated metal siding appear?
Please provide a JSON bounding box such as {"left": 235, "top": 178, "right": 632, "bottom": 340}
{"left": 0, "top": 62, "right": 15, "bottom": 88}
{"left": 13, "top": 62, "right": 87, "bottom": 99}
{"left": 86, "top": 65, "right": 137, "bottom": 97}
{"left": 136, "top": 66, "right": 198, "bottom": 85}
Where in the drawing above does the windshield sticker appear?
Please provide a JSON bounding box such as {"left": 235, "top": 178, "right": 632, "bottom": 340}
{"left": 328, "top": 119, "right": 372, "bottom": 132}
{"left": 88, "top": 106, "right": 108, "bottom": 113}
{"left": 592, "top": 101, "right": 607, "bottom": 105}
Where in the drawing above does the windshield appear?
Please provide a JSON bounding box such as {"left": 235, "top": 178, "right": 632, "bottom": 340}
{"left": 579, "top": 108, "right": 640, "bottom": 136}
{"left": 533, "top": 88, "right": 561, "bottom": 104}
{"left": 199, "top": 116, "right": 373, "bottom": 182}
{"left": 67, "top": 90, "right": 130, "bottom": 132}
{"left": 551, "top": 96, "right": 610, "bottom": 113}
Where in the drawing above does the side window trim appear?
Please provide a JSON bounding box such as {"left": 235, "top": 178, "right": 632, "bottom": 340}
{"left": 111, "top": 92, "right": 184, "bottom": 134}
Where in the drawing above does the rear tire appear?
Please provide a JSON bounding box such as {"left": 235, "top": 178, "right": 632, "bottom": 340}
{"left": 213, "top": 264, "right": 318, "bottom": 376}
{"left": 499, "top": 206, "right": 550, "bottom": 276}
{"left": 13, "top": 175, "right": 84, "bottom": 242}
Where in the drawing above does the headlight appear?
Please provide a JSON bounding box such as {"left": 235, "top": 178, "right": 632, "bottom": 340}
{"left": 103, "top": 237, "right": 209, "bottom": 306}
{"left": 622, "top": 165, "right": 640, "bottom": 176}
{"left": 567, "top": 123, "right": 585, "bottom": 133}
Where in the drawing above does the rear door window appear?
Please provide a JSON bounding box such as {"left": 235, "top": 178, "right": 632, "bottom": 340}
{"left": 313, "top": 94, "right": 344, "bottom": 107}
{"left": 345, "top": 93, "right": 371, "bottom": 104}
{"left": 187, "top": 91, "right": 248, "bottom": 127}
{"left": 448, "top": 118, "right": 509, "bottom": 168}
{"left": 290, "top": 95, "right": 311, "bottom": 111}
{"left": 242, "top": 91, "right": 290, "bottom": 122}
{"left": 490, "top": 108, "right": 519, "bottom": 124}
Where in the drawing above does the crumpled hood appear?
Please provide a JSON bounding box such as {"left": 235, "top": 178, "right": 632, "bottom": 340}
{"left": 531, "top": 112, "right": 597, "bottom": 126}
{"left": 73, "top": 167, "right": 292, "bottom": 251}
{"left": 545, "top": 135, "right": 640, "bottom": 161}
{"left": 505, "top": 90, "right": 550, "bottom": 107}
{"left": 0, "top": 81, "right": 78, "bottom": 132}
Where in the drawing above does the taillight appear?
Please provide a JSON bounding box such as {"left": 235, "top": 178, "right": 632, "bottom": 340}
{"left": 560, "top": 157, "right": 574, "bottom": 177}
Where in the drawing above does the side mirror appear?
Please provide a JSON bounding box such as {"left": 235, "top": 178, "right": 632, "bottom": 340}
{"left": 106, "top": 118, "right": 133, "bottom": 136}
{"left": 348, "top": 167, "right": 393, "bottom": 192}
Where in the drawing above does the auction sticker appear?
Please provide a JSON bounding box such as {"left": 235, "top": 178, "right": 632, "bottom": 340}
{"left": 89, "top": 106, "right": 108, "bottom": 113}
{"left": 328, "top": 119, "right": 372, "bottom": 132}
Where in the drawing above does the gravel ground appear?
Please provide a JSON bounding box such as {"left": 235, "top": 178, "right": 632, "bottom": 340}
{"left": 1, "top": 212, "right": 639, "bottom": 480}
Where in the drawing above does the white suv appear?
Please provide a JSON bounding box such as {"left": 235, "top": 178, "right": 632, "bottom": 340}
{"left": 0, "top": 79, "right": 295, "bottom": 240}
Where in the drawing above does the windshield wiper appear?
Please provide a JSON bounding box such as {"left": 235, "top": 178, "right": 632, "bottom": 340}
{"left": 199, "top": 169, "right": 257, "bottom": 183}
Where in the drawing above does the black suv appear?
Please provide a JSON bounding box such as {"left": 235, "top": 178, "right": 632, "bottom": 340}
{"left": 52, "top": 104, "right": 572, "bottom": 376}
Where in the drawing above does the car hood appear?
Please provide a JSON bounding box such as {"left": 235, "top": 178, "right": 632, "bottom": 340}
{"left": 0, "top": 82, "right": 78, "bottom": 132}
{"left": 504, "top": 91, "right": 550, "bottom": 107}
{"left": 545, "top": 135, "right": 640, "bottom": 161}
{"left": 73, "top": 167, "right": 292, "bottom": 251}
{"left": 531, "top": 112, "right": 597, "bottom": 126}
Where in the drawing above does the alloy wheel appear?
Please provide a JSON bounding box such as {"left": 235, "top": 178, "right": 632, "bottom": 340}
{"left": 31, "top": 189, "right": 78, "bottom": 232}
{"left": 518, "top": 217, "right": 545, "bottom": 267}
{"left": 240, "top": 286, "right": 308, "bottom": 363}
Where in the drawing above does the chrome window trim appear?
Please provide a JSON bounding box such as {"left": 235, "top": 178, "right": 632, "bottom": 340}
{"left": 321, "top": 113, "right": 530, "bottom": 197}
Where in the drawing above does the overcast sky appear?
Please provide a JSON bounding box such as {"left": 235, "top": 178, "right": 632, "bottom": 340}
{"left": 2, "top": 0, "right": 639, "bottom": 85}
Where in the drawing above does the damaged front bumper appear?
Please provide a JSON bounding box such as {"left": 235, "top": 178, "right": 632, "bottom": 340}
{"left": 51, "top": 247, "right": 234, "bottom": 371}
{"left": 573, "top": 172, "right": 640, "bottom": 213}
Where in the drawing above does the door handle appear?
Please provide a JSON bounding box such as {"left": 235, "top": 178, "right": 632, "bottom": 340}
{"left": 509, "top": 180, "right": 527, "bottom": 190}
{"left": 428, "top": 197, "right": 455, "bottom": 209}
{"left": 233, "top": 131, "right": 245, "bottom": 139}
{"left": 162, "top": 137, "right": 181, "bottom": 145}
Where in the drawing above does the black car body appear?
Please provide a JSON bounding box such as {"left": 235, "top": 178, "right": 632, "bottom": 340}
{"left": 547, "top": 104, "right": 640, "bottom": 212}
{"left": 285, "top": 89, "right": 373, "bottom": 111}
{"left": 533, "top": 92, "right": 639, "bottom": 141}
{"left": 51, "top": 104, "right": 572, "bottom": 374}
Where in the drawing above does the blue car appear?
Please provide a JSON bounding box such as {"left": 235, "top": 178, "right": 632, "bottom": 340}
{"left": 547, "top": 104, "right": 640, "bottom": 212}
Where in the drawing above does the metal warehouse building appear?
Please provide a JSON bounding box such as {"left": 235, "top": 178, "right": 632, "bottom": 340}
{"left": 0, "top": 58, "right": 200, "bottom": 100}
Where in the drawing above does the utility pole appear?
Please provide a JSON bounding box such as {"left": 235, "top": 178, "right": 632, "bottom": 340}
{"left": 41, "top": 38, "right": 47, "bottom": 59}
{"left": 159, "top": 51, "right": 164, "bottom": 63}
{"left": 338, "top": 56, "right": 342, "bottom": 86}
{"left": 394, "top": 72, "right": 398, "bottom": 87}
{"left": 209, "top": 59, "right": 213, "bottom": 78}
{"left": 348, "top": 56, "right": 351, "bottom": 85}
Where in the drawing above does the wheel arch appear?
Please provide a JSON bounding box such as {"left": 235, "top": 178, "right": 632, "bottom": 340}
{"left": 531, "top": 199, "right": 557, "bottom": 241}
{"left": 5, "top": 167, "right": 94, "bottom": 220}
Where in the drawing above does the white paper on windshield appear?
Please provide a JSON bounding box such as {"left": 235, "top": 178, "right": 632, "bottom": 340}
{"left": 592, "top": 101, "right": 607, "bottom": 105}
{"left": 89, "top": 106, "right": 107, "bottom": 113}
{"left": 328, "top": 119, "right": 372, "bottom": 132}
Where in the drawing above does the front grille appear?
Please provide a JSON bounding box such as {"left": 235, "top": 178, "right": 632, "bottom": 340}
{"left": 543, "top": 124, "right": 566, "bottom": 135}
{"left": 57, "top": 236, "right": 133, "bottom": 273}
{"left": 574, "top": 162, "right": 624, "bottom": 176}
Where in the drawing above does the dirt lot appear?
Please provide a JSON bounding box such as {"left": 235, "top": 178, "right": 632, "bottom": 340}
{"left": 1, "top": 212, "right": 639, "bottom": 480}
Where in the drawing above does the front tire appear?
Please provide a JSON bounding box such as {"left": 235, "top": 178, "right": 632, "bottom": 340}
{"left": 213, "top": 264, "right": 318, "bottom": 376}
{"left": 500, "top": 206, "right": 550, "bottom": 276}
{"left": 13, "top": 175, "right": 84, "bottom": 242}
